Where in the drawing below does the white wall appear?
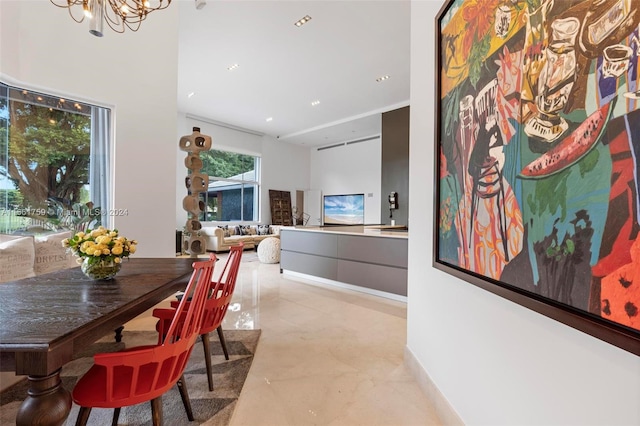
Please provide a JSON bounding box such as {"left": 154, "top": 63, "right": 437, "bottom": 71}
{"left": 1, "top": 0, "right": 179, "bottom": 258}
{"left": 175, "top": 115, "right": 311, "bottom": 227}
{"left": 310, "top": 138, "right": 382, "bottom": 224}
{"left": 261, "top": 135, "right": 311, "bottom": 224}
{"left": 0, "top": 2, "right": 19, "bottom": 78}
{"left": 407, "top": 1, "right": 640, "bottom": 425}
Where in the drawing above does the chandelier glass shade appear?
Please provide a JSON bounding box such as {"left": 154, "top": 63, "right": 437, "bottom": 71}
{"left": 50, "top": 0, "right": 172, "bottom": 37}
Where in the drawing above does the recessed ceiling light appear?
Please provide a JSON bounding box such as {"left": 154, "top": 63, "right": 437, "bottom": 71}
{"left": 311, "top": 100, "right": 320, "bottom": 106}
{"left": 227, "top": 63, "right": 239, "bottom": 71}
{"left": 376, "top": 75, "right": 390, "bottom": 82}
{"left": 188, "top": 92, "right": 195, "bottom": 98}
{"left": 295, "top": 15, "right": 312, "bottom": 27}
{"left": 266, "top": 117, "right": 273, "bottom": 122}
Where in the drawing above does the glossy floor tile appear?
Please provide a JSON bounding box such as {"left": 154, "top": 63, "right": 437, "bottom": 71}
{"left": 96, "top": 251, "right": 441, "bottom": 425}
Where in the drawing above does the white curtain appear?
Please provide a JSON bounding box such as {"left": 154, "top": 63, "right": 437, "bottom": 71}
{"left": 90, "top": 107, "right": 111, "bottom": 228}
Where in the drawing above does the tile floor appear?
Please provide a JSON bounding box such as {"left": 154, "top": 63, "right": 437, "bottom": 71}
{"left": 131, "top": 251, "right": 441, "bottom": 426}
{"left": 5, "top": 251, "right": 441, "bottom": 425}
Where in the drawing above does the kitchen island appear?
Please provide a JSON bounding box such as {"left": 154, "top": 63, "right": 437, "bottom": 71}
{"left": 280, "top": 225, "right": 408, "bottom": 300}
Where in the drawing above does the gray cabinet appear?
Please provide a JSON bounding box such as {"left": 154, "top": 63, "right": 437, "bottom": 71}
{"left": 280, "top": 228, "right": 407, "bottom": 297}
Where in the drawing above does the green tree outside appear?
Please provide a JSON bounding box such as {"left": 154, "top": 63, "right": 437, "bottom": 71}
{"left": 200, "top": 149, "right": 255, "bottom": 179}
{"left": 2, "top": 100, "right": 91, "bottom": 210}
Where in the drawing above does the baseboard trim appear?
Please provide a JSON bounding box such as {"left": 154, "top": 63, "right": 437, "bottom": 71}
{"left": 404, "top": 346, "right": 465, "bottom": 426}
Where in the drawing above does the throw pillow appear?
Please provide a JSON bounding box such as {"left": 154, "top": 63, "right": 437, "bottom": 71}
{"left": 221, "top": 225, "right": 231, "bottom": 237}
{"left": 257, "top": 225, "right": 270, "bottom": 235}
{"left": 237, "top": 225, "right": 251, "bottom": 236}
{"left": 34, "top": 231, "right": 78, "bottom": 275}
{"left": 0, "top": 235, "right": 36, "bottom": 283}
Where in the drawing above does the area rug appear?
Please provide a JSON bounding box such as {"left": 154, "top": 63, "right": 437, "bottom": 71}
{"left": 0, "top": 329, "right": 261, "bottom": 425}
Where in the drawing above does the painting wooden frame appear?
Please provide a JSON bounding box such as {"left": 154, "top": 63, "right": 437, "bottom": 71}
{"left": 433, "top": 0, "right": 640, "bottom": 356}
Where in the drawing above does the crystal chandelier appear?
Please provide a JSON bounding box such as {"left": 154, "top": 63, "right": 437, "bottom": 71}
{"left": 50, "top": 0, "right": 172, "bottom": 37}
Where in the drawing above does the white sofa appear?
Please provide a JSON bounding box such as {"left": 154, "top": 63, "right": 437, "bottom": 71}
{"left": 199, "top": 224, "right": 281, "bottom": 252}
{"left": 0, "top": 231, "right": 78, "bottom": 283}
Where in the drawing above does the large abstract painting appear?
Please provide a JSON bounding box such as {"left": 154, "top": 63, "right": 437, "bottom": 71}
{"left": 434, "top": 0, "right": 640, "bottom": 355}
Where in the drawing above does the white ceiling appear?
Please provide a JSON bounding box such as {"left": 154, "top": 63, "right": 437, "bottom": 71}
{"left": 177, "top": 0, "right": 411, "bottom": 147}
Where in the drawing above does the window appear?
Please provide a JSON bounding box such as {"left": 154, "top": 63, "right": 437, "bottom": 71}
{"left": 0, "top": 82, "right": 111, "bottom": 234}
{"left": 198, "top": 149, "right": 260, "bottom": 222}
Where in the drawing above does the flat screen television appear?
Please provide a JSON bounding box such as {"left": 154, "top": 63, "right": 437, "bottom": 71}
{"left": 323, "top": 194, "right": 365, "bottom": 225}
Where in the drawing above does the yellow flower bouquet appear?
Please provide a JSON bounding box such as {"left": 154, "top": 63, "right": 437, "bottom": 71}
{"left": 63, "top": 226, "right": 137, "bottom": 280}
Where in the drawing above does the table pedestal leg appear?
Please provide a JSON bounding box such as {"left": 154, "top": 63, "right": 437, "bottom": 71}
{"left": 114, "top": 325, "right": 125, "bottom": 342}
{"left": 16, "top": 369, "right": 72, "bottom": 426}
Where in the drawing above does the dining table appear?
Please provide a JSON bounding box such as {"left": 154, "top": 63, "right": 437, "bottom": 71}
{"left": 0, "top": 257, "right": 196, "bottom": 426}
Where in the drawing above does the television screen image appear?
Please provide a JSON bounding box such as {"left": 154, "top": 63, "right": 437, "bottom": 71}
{"left": 323, "top": 194, "right": 365, "bottom": 225}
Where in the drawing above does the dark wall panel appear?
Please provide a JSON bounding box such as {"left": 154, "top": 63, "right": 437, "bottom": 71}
{"left": 381, "top": 106, "right": 410, "bottom": 226}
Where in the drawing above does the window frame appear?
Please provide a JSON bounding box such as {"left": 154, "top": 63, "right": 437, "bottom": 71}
{"left": 199, "top": 148, "right": 261, "bottom": 224}
{"left": 0, "top": 78, "right": 113, "bottom": 234}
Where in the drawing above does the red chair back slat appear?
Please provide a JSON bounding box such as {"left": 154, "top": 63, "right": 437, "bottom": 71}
{"left": 165, "top": 256, "right": 213, "bottom": 343}
{"left": 200, "top": 243, "right": 243, "bottom": 335}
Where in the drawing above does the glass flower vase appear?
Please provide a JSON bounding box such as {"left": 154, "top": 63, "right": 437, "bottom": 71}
{"left": 81, "top": 258, "right": 121, "bottom": 281}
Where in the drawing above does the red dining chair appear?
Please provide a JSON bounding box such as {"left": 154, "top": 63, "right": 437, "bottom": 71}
{"left": 72, "top": 254, "right": 217, "bottom": 426}
{"left": 154, "top": 242, "right": 243, "bottom": 391}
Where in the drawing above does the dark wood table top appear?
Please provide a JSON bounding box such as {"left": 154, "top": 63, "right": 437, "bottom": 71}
{"left": 0, "top": 257, "right": 196, "bottom": 376}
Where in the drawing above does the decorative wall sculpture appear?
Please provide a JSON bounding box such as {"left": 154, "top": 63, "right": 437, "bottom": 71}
{"left": 179, "top": 127, "right": 211, "bottom": 257}
{"left": 434, "top": 0, "right": 639, "bottom": 355}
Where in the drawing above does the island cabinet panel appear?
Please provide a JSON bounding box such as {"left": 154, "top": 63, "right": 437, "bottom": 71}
{"left": 337, "top": 235, "right": 407, "bottom": 268}
{"left": 337, "top": 260, "right": 407, "bottom": 296}
{"left": 280, "top": 228, "right": 408, "bottom": 297}
{"left": 280, "top": 230, "right": 337, "bottom": 257}
{"left": 280, "top": 251, "right": 338, "bottom": 281}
